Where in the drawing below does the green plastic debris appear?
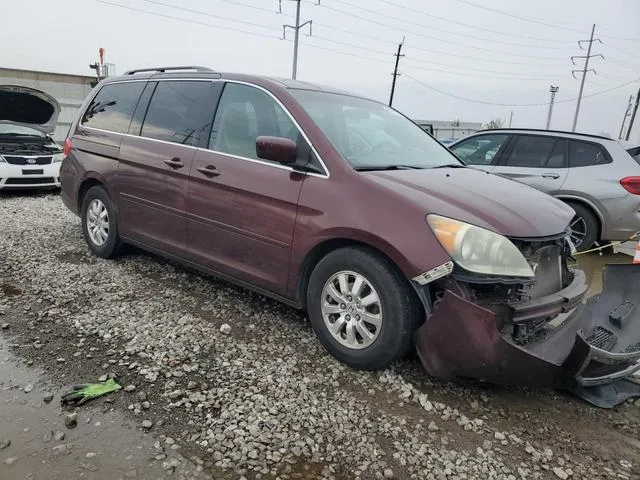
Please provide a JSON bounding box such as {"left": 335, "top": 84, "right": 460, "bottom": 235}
{"left": 61, "top": 378, "right": 122, "bottom": 406}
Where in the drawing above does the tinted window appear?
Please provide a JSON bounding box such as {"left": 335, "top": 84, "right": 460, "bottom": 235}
{"left": 141, "top": 81, "right": 215, "bottom": 147}
{"left": 545, "top": 139, "right": 567, "bottom": 168}
{"left": 569, "top": 140, "right": 611, "bottom": 167}
{"left": 210, "top": 83, "right": 298, "bottom": 161}
{"left": 628, "top": 146, "right": 640, "bottom": 164}
{"left": 505, "top": 135, "right": 557, "bottom": 168}
{"left": 450, "top": 134, "right": 509, "bottom": 165}
{"left": 81, "top": 82, "right": 145, "bottom": 134}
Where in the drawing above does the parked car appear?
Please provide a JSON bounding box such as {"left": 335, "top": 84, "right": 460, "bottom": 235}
{"left": 0, "top": 85, "right": 63, "bottom": 190}
{"left": 59, "top": 67, "right": 640, "bottom": 399}
{"left": 449, "top": 129, "right": 640, "bottom": 252}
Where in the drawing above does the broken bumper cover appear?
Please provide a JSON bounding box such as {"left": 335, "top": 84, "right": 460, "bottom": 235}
{"left": 415, "top": 265, "right": 640, "bottom": 402}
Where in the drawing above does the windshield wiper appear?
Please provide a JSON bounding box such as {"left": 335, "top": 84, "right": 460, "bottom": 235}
{"left": 430, "top": 163, "right": 467, "bottom": 169}
{"left": 354, "top": 165, "right": 424, "bottom": 171}
{"left": 0, "top": 133, "right": 40, "bottom": 137}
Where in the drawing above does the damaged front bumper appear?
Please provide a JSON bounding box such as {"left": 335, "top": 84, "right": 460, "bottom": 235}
{"left": 415, "top": 264, "right": 640, "bottom": 406}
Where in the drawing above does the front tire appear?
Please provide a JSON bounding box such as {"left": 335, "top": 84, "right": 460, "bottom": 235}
{"left": 306, "top": 246, "right": 421, "bottom": 370}
{"left": 80, "top": 185, "right": 123, "bottom": 258}
{"left": 567, "top": 202, "right": 599, "bottom": 252}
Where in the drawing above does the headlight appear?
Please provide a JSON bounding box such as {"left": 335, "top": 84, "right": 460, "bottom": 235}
{"left": 52, "top": 153, "right": 63, "bottom": 163}
{"left": 427, "top": 214, "right": 534, "bottom": 278}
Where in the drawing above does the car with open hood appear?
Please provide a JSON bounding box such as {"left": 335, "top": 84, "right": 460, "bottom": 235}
{"left": 59, "top": 66, "right": 640, "bottom": 406}
{"left": 0, "top": 85, "right": 63, "bottom": 190}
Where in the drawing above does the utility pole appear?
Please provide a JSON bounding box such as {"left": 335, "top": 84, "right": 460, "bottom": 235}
{"left": 281, "top": 0, "right": 316, "bottom": 80}
{"left": 389, "top": 37, "right": 405, "bottom": 107}
{"left": 625, "top": 87, "right": 640, "bottom": 141}
{"left": 619, "top": 94, "right": 634, "bottom": 139}
{"left": 546, "top": 85, "right": 559, "bottom": 129}
{"left": 571, "top": 24, "right": 603, "bottom": 132}
{"left": 508, "top": 111, "right": 513, "bottom": 127}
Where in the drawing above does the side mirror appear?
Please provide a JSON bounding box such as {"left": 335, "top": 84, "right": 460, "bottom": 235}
{"left": 256, "top": 136, "right": 297, "bottom": 164}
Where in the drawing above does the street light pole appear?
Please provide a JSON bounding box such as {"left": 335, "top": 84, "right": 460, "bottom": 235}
{"left": 546, "top": 85, "right": 559, "bottom": 129}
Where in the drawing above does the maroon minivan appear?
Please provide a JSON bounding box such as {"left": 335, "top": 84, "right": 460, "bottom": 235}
{"left": 60, "top": 66, "right": 640, "bottom": 399}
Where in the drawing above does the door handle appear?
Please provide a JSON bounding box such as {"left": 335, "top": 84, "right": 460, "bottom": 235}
{"left": 541, "top": 173, "right": 560, "bottom": 179}
{"left": 196, "top": 165, "right": 221, "bottom": 178}
{"left": 164, "top": 157, "right": 184, "bottom": 169}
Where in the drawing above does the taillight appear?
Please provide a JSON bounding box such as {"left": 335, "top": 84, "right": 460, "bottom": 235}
{"left": 63, "top": 138, "right": 72, "bottom": 158}
{"left": 620, "top": 177, "right": 640, "bottom": 195}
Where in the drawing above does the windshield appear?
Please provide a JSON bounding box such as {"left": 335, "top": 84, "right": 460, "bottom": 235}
{"left": 289, "top": 89, "right": 462, "bottom": 169}
{"left": 0, "top": 124, "right": 45, "bottom": 137}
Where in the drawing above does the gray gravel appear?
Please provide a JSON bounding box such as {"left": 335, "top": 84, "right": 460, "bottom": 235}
{"left": 1, "top": 193, "right": 639, "bottom": 479}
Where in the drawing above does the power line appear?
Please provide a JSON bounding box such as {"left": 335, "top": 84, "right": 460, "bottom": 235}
{"left": 94, "top": 0, "right": 390, "bottom": 69}
{"left": 403, "top": 62, "right": 572, "bottom": 81}
{"left": 371, "top": 0, "right": 576, "bottom": 44}
{"left": 95, "top": 0, "right": 281, "bottom": 38}
{"left": 451, "top": 0, "right": 640, "bottom": 45}
{"left": 138, "top": 0, "right": 279, "bottom": 32}
{"left": 402, "top": 71, "right": 640, "bottom": 107}
{"left": 451, "top": 0, "right": 586, "bottom": 34}
{"left": 307, "top": 1, "right": 567, "bottom": 60}
{"left": 329, "top": 0, "right": 574, "bottom": 50}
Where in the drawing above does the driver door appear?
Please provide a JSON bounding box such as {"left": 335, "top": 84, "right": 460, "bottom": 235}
{"left": 187, "top": 82, "right": 307, "bottom": 296}
{"left": 449, "top": 133, "right": 511, "bottom": 172}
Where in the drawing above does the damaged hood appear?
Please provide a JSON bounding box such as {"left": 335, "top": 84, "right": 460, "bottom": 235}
{"left": 0, "top": 85, "right": 60, "bottom": 135}
{"left": 368, "top": 167, "right": 575, "bottom": 238}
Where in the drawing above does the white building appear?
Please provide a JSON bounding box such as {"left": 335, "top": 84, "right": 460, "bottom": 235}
{"left": 413, "top": 119, "right": 483, "bottom": 141}
{"left": 0, "top": 67, "right": 95, "bottom": 142}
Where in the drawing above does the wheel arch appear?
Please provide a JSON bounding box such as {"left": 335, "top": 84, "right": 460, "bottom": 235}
{"left": 294, "top": 236, "right": 415, "bottom": 310}
{"left": 555, "top": 195, "right": 604, "bottom": 240}
{"left": 77, "top": 174, "right": 110, "bottom": 214}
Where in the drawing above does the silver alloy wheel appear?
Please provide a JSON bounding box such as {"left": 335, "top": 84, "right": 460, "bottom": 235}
{"left": 569, "top": 215, "right": 587, "bottom": 249}
{"left": 320, "top": 270, "right": 382, "bottom": 350}
{"left": 86, "top": 199, "right": 109, "bottom": 247}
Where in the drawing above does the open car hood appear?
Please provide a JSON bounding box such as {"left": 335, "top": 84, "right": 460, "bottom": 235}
{"left": 0, "top": 85, "right": 60, "bottom": 134}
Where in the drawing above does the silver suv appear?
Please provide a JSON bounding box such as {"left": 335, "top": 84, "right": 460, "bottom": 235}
{"left": 449, "top": 128, "right": 640, "bottom": 251}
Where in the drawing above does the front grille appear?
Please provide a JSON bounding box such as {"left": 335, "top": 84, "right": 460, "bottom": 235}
{"left": 2, "top": 155, "right": 53, "bottom": 165}
{"left": 586, "top": 327, "right": 616, "bottom": 351}
{"left": 5, "top": 177, "right": 55, "bottom": 185}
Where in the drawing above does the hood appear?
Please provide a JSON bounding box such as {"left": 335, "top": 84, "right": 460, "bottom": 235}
{"left": 0, "top": 85, "right": 61, "bottom": 134}
{"left": 368, "top": 167, "right": 575, "bottom": 238}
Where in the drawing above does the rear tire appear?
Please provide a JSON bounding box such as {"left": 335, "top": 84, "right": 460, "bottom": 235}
{"left": 80, "top": 185, "right": 123, "bottom": 258}
{"left": 566, "top": 202, "right": 599, "bottom": 252}
{"left": 306, "top": 246, "right": 421, "bottom": 370}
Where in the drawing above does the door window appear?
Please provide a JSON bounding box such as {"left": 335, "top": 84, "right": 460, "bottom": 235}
{"left": 81, "top": 82, "right": 146, "bottom": 134}
{"left": 140, "top": 81, "right": 216, "bottom": 147}
{"left": 569, "top": 140, "right": 612, "bottom": 167}
{"left": 545, "top": 139, "right": 567, "bottom": 168}
{"left": 209, "top": 83, "right": 298, "bottom": 161}
{"left": 505, "top": 135, "right": 558, "bottom": 168}
{"left": 450, "top": 134, "right": 509, "bottom": 165}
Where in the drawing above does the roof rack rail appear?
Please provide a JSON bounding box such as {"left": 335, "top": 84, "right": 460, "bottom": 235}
{"left": 478, "top": 127, "right": 613, "bottom": 142}
{"left": 123, "top": 66, "right": 216, "bottom": 75}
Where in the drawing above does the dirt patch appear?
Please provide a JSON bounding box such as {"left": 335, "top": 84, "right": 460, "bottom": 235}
{"left": 1, "top": 283, "right": 22, "bottom": 297}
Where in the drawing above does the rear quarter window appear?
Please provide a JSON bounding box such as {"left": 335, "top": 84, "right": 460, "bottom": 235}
{"left": 628, "top": 146, "right": 640, "bottom": 165}
{"left": 81, "top": 82, "right": 145, "bottom": 134}
{"left": 569, "top": 140, "right": 612, "bottom": 167}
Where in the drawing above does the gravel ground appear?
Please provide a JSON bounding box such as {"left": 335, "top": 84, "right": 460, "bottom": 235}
{"left": 1, "top": 191, "right": 639, "bottom": 480}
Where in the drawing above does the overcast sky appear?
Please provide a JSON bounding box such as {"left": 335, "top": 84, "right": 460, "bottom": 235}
{"left": 2, "top": 0, "right": 639, "bottom": 139}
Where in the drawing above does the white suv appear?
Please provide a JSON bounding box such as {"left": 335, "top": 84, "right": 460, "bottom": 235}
{"left": 0, "top": 85, "right": 63, "bottom": 190}
{"left": 450, "top": 128, "right": 640, "bottom": 251}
